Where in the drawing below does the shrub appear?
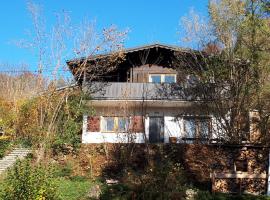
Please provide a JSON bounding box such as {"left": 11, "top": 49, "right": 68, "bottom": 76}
{"left": 0, "top": 159, "right": 59, "bottom": 200}
{"left": 100, "top": 161, "right": 187, "bottom": 200}
{"left": 52, "top": 91, "right": 92, "bottom": 155}
{"left": 134, "top": 161, "right": 187, "bottom": 199}
{"left": 0, "top": 136, "right": 12, "bottom": 158}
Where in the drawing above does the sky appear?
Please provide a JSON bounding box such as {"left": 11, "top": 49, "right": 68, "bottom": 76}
{"left": 0, "top": 0, "right": 209, "bottom": 72}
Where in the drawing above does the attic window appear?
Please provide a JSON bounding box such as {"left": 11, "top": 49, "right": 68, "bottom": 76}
{"left": 149, "top": 74, "right": 176, "bottom": 83}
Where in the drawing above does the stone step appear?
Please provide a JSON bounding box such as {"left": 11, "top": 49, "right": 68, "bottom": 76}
{"left": 0, "top": 162, "right": 14, "bottom": 165}
{"left": 6, "top": 155, "right": 29, "bottom": 158}
{"left": 9, "top": 152, "right": 31, "bottom": 155}
{"left": 0, "top": 148, "right": 31, "bottom": 174}
{"left": 0, "top": 163, "right": 13, "bottom": 166}
{"left": 9, "top": 152, "right": 30, "bottom": 154}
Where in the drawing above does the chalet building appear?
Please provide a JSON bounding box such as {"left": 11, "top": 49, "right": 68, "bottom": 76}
{"left": 67, "top": 43, "right": 270, "bottom": 195}
{"left": 67, "top": 44, "right": 215, "bottom": 143}
{"left": 67, "top": 43, "right": 260, "bottom": 144}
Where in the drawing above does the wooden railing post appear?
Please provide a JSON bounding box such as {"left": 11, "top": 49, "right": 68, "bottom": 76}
{"left": 267, "top": 149, "right": 270, "bottom": 196}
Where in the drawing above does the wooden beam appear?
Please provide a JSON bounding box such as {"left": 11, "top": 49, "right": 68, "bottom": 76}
{"left": 210, "top": 172, "right": 267, "bottom": 179}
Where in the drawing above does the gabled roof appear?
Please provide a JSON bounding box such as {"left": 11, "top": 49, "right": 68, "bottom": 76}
{"left": 66, "top": 43, "right": 196, "bottom": 64}
{"left": 118, "top": 43, "right": 192, "bottom": 54}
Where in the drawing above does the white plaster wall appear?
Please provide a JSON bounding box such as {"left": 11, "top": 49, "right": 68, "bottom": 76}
{"left": 144, "top": 116, "right": 149, "bottom": 142}
{"left": 82, "top": 132, "right": 145, "bottom": 143}
{"left": 82, "top": 115, "right": 146, "bottom": 143}
{"left": 164, "top": 116, "right": 181, "bottom": 143}
{"left": 82, "top": 113, "right": 224, "bottom": 143}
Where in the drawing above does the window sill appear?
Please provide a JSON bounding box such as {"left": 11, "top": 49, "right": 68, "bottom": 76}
{"left": 101, "top": 131, "right": 130, "bottom": 134}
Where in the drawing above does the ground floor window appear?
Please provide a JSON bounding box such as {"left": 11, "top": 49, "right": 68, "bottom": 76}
{"left": 101, "top": 117, "right": 129, "bottom": 132}
{"left": 183, "top": 117, "right": 211, "bottom": 140}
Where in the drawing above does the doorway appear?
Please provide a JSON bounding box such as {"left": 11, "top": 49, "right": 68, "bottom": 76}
{"left": 149, "top": 117, "right": 164, "bottom": 143}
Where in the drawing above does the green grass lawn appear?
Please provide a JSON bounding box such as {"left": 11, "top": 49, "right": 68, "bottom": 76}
{"left": 55, "top": 177, "right": 95, "bottom": 200}
{"left": 0, "top": 175, "right": 96, "bottom": 200}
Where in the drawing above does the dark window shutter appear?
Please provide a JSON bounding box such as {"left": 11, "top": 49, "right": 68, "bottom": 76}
{"left": 130, "top": 116, "right": 144, "bottom": 133}
{"left": 87, "top": 116, "right": 100, "bottom": 132}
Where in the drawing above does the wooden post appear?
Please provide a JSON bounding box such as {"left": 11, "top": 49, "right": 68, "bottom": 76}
{"left": 239, "top": 178, "right": 242, "bottom": 195}
{"left": 211, "top": 171, "right": 216, "bottom": 194}
{"left": 267, "top": 149, "right": 270, "bottom": 196}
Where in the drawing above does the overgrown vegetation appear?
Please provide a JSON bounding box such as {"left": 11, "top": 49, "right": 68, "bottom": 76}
{"left": 0, "top": 158, "right": 99, "bottom": 200}
{"left": 100, "top": 161, "right": 187, "bottom": 199}
{"left": 178, "top": 0, "right": 270, "bottom": 143}
{"left": 52, "top": 92, "right": 93, "bottom": 154}
{"left": 0, "top": 159, "right": 58, "bottom": 200}
{"left": 0, "top": 136, "right": 12, "bottom": 158}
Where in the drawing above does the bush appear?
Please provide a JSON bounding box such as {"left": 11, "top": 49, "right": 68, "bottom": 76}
{"left": 0, "top": 159, "right": 59, "bottom": 200}
{"left": 100, "top": 161, "right": 187, "bottom": 200}
{"left": 135, "top": 161, "right": 186, "bottom": 199}
{"left": 0, "top": 136, "right": 12, "bottom": 158}
{"left": 52, "top": 92, "right": 92, "bottom": 155}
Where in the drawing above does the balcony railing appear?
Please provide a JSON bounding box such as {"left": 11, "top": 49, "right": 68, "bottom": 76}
{"left": 83, "top": 82, "right": 207, "bottom": 101}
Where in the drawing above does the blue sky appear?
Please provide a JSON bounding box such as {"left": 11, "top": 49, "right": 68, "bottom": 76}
{"left": 0, "top": 0, "right": 209, "bottom": 71}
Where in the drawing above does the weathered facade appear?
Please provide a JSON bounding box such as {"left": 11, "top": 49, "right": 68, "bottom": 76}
{"left": 68, "top": 44, "right": 221, "bottom": 144}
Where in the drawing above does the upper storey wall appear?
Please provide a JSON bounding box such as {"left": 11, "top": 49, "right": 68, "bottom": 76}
{"left": 131, "top": 64, "right": 177, "bottom": 83}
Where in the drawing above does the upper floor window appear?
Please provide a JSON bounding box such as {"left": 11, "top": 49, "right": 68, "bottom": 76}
{"left": 149, "top": 74, "right": 176, "bottom": 83}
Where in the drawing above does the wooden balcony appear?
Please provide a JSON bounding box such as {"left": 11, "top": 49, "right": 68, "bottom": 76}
{"left": 83, "top": 82, "right": 203, "bottom": 101}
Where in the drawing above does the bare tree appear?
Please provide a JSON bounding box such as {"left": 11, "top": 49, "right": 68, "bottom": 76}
{"left": 0, "top": 1, "right": 128, "bottom": 161}
{"left": 177, "top": 1, "right": 270, "bottom": 144}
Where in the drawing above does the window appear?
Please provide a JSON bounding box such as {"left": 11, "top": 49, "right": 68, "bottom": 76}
{"left": 102, "top": 117, "right": 115, "bottom": 132}
{"left": 184, "top": 118, "right": 196, "bottom": 138}
{"left": 118, "top": 117, "right": 129, "bottom": 132}
{"left": 150, "top": 75, "right": 162, "bottom": 83}
{"left": 164, "top": 75, "right": 176, "bottom": 83}
{"left": 183, "top": 117, "right": 211, "bottom": 139}
{"left": 149, "top": 74, "right": 176, "bottom": 83}
{"left": 101, "top": 117, "right": 129, "bottom": 132}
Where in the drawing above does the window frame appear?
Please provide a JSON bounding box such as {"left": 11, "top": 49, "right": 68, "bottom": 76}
{"left": 183, "top": 116, "right": 212, "bottom": 139}
{"left": 148, "top": 74, "right": 176, "bottom": 83}
{"left": 101, "top": 116, "right": 130, "bottom": 133}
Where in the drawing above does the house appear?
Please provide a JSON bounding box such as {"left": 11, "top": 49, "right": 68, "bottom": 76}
{"left": 67, "top": 43, "right": 262, "bottom": 144}
{"left": 67, "top": 43, "right": 218, "bottom": 144}
{"left": 67, "top": 43, "right": 270, "bottom": 195}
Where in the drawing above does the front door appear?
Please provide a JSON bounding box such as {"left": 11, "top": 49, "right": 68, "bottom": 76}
{"left": 149, "top": 117, "right": 164, "bottom": 143}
